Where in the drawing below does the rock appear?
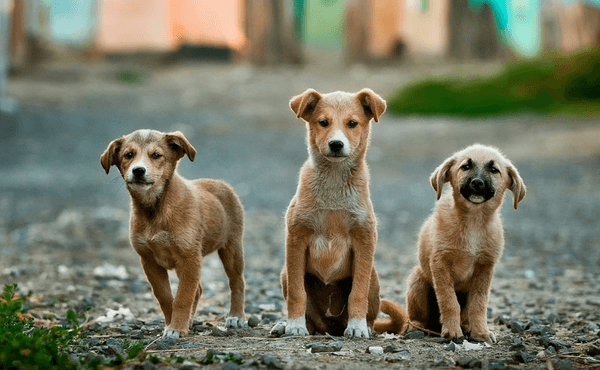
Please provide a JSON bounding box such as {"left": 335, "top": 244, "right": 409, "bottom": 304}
{"left": 207, "top": 349, "right": 226, "bottom": 356}
{"left": 587, "top": 345, "right": 600, "bottom": 356}
{"left": 261, "top": 354, "right": 283, "bottom": 370}
{"left": 509, "top": 321, "right": 525, "bottom": 334}
{"left": 545, "top": 346, "right": 556, "bottom": 355}
{"left": 527, "top": 324, "right": 550, "bottom": 336}
{"left": 261, "top": 313, "right": 280, "bottom": 323}
{"left": 133, "top": 361, "right": 157, "bottom": 370}
{"left": 367, "top": 346, "right": 384, "bottom": 355}
{"left": 429, "top": 337, "right": 450, "bottom": 344}
{"left": 432, "top": 357, "right": 455, "bottom": 367}
{"left": 131, "top": 330, "right": 144, "bottom": 339}
{"left": 514, "top": 351, "right": 536, "bottom": 363}
{"left": 307, "top": 341, "right": 344, "bottom": 353}
{"left": 93, "top": 264, "right": 129, "bottom": 280}
{"left": 106, "top": 337, "right": 123, "bottom": 355}
{"left": 383, "top": 343, "right": 399, "bottom": 353}
{"left": 551, "top": 359, "right": 573, "bottom": 370}
{"left": 221, "top": 363, "right": 240, "bottom": 370}
{"left": 211, "top": 327, "right": 228, "bottom": 337}
{"left": 179, "top": 341, "right": 199, "bottom": 349}
{"left": 157, "top": 335, "right": 177, "bottom": 350}
{"left": 245, "top": 305, "right": 261, "bottom": 314}
{"left": 406, "top": 330, "right": 425, "bottom": 339}
{"left": 447, "top": 342, "right": 456, "bottom": 352}
{"left": 180, "top": 361, "right": 201, "bottom": 370}
{"left": 456, "top": 357, "right": 481, "bottom": 368}
{"left": 269, "top": 322, "right": 286, "bottom": 337}
{"left": 240, "top": 358, "right": 260, "bottom": 368}
{"left": 247, "top": 315, "right": 260, "bottom": 328}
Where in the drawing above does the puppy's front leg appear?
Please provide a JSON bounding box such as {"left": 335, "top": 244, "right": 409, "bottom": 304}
{"left": 345, "top": 227, "right": 376, "bottom": 339}
{"left": 283, "top": 229, "right": 309, "bottom": 336}
{"left": 431, "top": 254, "right": 463, "bottom": 340}
{"left": 165, "top": 254, "right": 202, "bottom": 338}
{"left": 465, "top": 263, "right": 495, "bottom": 343}
{"left": 140, "top": 254, "right": 174, "bottom": 326}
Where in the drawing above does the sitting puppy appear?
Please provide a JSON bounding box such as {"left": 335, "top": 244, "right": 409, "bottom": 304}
{"left": 405, "top": 144, "right": 526, "bottom": 343}
{"left": 100, "top": 129, "right": 246, "bottom": 338}
{"left": 278, "top": 88, "right": 388, "bottom": 338}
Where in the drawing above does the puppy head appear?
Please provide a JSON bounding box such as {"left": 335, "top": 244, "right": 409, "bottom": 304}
{"left": 289, "top": 88, "right": 386, "bottom": 163}
{"left": 100, "top": 129, "right": 196, "bottom": 195}
{"left": 430, "top": 144, "right": 526, "bottom": 210}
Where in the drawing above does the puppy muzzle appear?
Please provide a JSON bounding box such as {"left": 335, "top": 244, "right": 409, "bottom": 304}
{"left": 460, "top": 177, "right": 495, "bottom": 204}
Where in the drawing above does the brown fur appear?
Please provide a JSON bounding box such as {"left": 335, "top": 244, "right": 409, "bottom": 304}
{"left": 405, "top": 144, "right": 526, "bottom": 343}
{"left": 279, "top": 88, "right": 388, "bottom": 338}
{"left": 100, "top": 129, "right": 246, "bottom": 338}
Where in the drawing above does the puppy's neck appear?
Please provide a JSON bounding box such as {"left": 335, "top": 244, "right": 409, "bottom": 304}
{"left": 129, "top": 172, "right": 185, "bottom": 221}
{"left": 450, "top": 191, "right": 501, "bottom": 229}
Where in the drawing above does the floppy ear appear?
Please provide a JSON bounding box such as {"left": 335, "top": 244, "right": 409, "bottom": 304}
{"left": 506, "top": 163, "right": 526, "bottom": 210}
{"left": 165, "top": 131, "right": 196, "bottom": 161}
{"left": 100, "top": 138, "right": 124, "bottom": 174}
{"left": 356, "top": 88, "right": 386, "bottom": 123}
{"left": 430, "top": 157, "right": 455, "bottom": 200}
{"left": 290, "top": 89, "right": 322, "bottom": 121}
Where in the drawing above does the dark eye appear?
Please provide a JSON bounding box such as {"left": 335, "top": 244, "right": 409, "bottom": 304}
{"left": 348, "top": 120, "right": 358, "bottom": 128}
{"left": 490, "top": 167, "right": 499, "bottom": 174}
{"left": 318, "top": 119, "right": 329, "bottom": 128}
{"left": 460, "top": 163, "right": 470, "bottom": 171}
{"left": 151, "top": 152, "right": 162, "bottom": 159}
{"left": 124, "top": 152, "right": 133, "bottom": 160}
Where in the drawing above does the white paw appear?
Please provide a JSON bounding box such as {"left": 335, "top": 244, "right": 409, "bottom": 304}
{"left": 284, "top": 317, "right": 309, "bottom": 336}
{"left": 270, "top": 321, "right": 286, "bottom": 336}
{"left": 162, "top": 327, "right": 181, "bottom": 339}
{"left": 344, "top": 318, "right": 370, "bottom": 339}
{"left": 226, "top": 316, "right": 245, "bottom": 329}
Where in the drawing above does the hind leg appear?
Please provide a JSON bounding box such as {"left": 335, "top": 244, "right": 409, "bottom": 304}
{"left": 189, "top": 284, "right": 203, "bottom": 328}
{"left": 218, "top": 235, "right": 246, "bottom": 328}
{"left": 406, "top": 266, "right": 432, "bottom": 331}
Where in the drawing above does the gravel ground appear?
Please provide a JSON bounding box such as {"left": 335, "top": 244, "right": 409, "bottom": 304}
{"left": 1, "top": 61, "right": 600, "bottom": 369}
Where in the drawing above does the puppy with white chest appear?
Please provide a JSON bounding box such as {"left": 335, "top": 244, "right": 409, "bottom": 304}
{"left": 101, "top": 129, "right": 246, "bottom": 338}
{"left": 405, "top": 144, "right": 526, "bottom": 343}
{"left": 278, "top": 88, "right": 390, "bottom": 338}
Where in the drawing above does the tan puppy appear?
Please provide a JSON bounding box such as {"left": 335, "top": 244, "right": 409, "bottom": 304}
{"left": 278, "top": 88, "right": 387, "bottom": 338}
{"left": 405, "top": 144, "right": 526, "bottom": 343}
{"left": 100, "top": 130, "right": 246, "bottom": 338}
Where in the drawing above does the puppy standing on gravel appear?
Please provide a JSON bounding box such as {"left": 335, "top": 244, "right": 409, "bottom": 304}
{"left": 277, "top": 88, "right": 391, "bottom": 338}
{"left": 100, "top": 130, "right": 246, "bottom": 338}
{"left": 404, "top": 144, "right": 526, "bottom": 343}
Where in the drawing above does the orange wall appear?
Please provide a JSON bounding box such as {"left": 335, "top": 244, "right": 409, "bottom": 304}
{"left": 402, "top": 0, "right": 449, "bottom": 56}
{"left": 369, "top": 0, "right": 404, "bottom": 57}
{"left": 97, "top": 0, "right": 245, "bottom": 53}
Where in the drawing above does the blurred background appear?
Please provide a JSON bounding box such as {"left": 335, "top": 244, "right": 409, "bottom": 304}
{"left": 0, "top": 0, "right": 599, "bottom": 290}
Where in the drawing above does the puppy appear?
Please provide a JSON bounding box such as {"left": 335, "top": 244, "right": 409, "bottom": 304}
{"left": 100, "top": 129, "right": 246, "bottom": 338}
{"left": 278, "top": 88, "right": 388, "bottom": 338}
{"left": 405, "top": 144, "right": 526, "bottom": 343}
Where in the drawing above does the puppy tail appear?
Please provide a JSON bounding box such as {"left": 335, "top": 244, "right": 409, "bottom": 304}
{"left": 373, "top": 299, "right": 408, "bottom": 334}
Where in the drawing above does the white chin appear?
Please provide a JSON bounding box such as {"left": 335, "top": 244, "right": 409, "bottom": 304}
{"left": 469, "top": 195, "right": 485, "bottom": 204}
{"left": 325, "top": 155, "right": 348, "bottom": 162}
{"left": 128, "top": 183, "right": 152, "bottom": 191}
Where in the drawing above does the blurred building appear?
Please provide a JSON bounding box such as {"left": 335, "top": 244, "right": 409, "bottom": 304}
{"left": 4, "top": 0, "right": 600, "bottom": 67}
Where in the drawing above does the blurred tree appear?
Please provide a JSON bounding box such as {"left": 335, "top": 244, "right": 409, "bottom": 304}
{"left": 245, "top": 0, "right": 303, "bottom": 65}
{"left": 448, "top": 0, "right": 502, "bottom": 60}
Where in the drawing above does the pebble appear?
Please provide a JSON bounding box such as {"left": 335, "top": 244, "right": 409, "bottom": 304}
{"left": 515, "top": 351, "right": 536, "bottom": 363}
{"left": 261, "top": 354, "right": 283, "bottom": 370}
{"left": 133, "top": 361, "right": 158, "bottom": 370}
{"left": 157, "top": 335, "right": 177, "bottom": 350}
{"left": 367, "top": 346, "right": 384, "bottom": 355}
{"left": 179, "top": 341, "right": 199, "bottom": 349}
{"left": 446, "top": 342, "right": 456, "bottom": 352}
{"left": 247, "top": 315, "right": 260, "bottom": 328}
{"left": 456, "top": 357, "right": 481, "bottom": 368}
{"left": 510, "top": 320, "right": 525, "bottom": 334}
{"left": 106, "top": 337, "right": 123, "bottom": 355}
{"left": 261, "top": 313, "right": 280, "bottom": 323}
{"left": 307, "top": 341, "right": 344, "bottom": 353}
{"left": 406, "top": 330, "right": 425, "bottom": 339}
{"left": 130, "top": 330, "right": 144, "bottom": 339}
{"left": 211, "top": 327, "right": 228, "bottom": 337}
{"left": 180, "top": 361, "right": 201, "bottom": 370}
{"left": 383, "top": 343, "right": 399, "bottom": 353}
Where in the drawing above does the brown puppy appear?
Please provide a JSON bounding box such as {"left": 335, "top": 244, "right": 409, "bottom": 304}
{"left": 405, "top": 144, "right": 526, "bottom": 343}
{"left": 278, "top": 88, "right": 387, "bottom": 338}
{"left": 100, "top": 129, "right": 246, "bottom": 338}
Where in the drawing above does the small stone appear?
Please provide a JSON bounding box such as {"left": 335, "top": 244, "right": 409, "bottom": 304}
{"left": 307, "top": 342, "right": 344, "bottom": 353}
{"left": 207, "top": 349, "right": 225, "bottom": 356}
{"left": 211, "top": 327, "right": 228, "bottom": 337}
{"left": 261, "top": 354, "right": 283, "bottom": 370}
{"left": 179, "top": 341, "right": 199, "bottom": 349}
{"left": 269, "top": 321, "right": 286, "bottom": 337}
{"left": 545, "top": 346, "right": 556, "bottom": 355}
{"left": 367, "top": 346, "right": 384, "bottom": 355}
{"left": 247, "top": 315, "right": 260, "bottom": 328}
{"left": 547, "top": 313, "right": 557, "bottom": 323}
{"left": 515, "top": 351, "right": 535, "bottom": 363}
{"left": 510, "top": 321, "right": 525, "bottom": 334}
{"left": 221, "top": 362, "right": 240, "bottom": 370}
{"left": 587, "top": 345, "right": 600, "bottom": 357}
{"left": 456, "top": 357, "right": 481, "bottom": 368}
{"left": 383, "top": 343, "right": 399, "bottom": 353}
{"left": 406, "top": 330, "right": 425, "bottom": 339}
{"left": 130, "top": 330, "right": 144, "bottom": 339}
{"left": 180, "top": 361, "right": 201, "bottom": 370}
{"left": 119, "top": 324, "right": 130, "bottom": 333}
{"left": 429, "top": 337, "right": 450, "bottom": 344}
{"left": 551, "top": 359, "right": 573, "bottom": 370}
{"left": 245, "top": 305, "right": 261, "bottom": 314}
{"left": 446, "top": 342, "right": 456, "bottom": 352}
{"left": 133, "top": 361, "right": 157, "bottom": 370}
{"left": 261, "top": 313, "right": 280, "bottom": 323}
{"left": 157, "top": 335, "right": 177, "bottom": 350}
{"left": 106, "top": 337, "right": 123, "bottom": 355}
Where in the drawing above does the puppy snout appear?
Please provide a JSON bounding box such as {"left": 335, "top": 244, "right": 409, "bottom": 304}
{"left": 470, "top": 178, "right": 485, "bottom": 191}
{"left": 132, "top": 167, "right": 146, "bottom": 178}
{"left": 329, "top": 140, "right": 344, "bottom": 153}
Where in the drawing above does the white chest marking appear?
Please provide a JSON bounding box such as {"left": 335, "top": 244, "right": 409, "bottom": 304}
{"left": 466, "top": 228, "right": 484, "bottom": 254}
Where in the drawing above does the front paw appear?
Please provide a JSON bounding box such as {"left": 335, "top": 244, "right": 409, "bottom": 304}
{"left": 344, "top": 318, "right": 370, "bottom": 339}
{"left": 163, "top": 326, "right": 185, "bottom": 339}
{"left": 284, "top": 317, "right": 309, "bottom": 336}
{"left": 470, "top": 330, "right": 496, "bottom": 344}
{"left": 226, "top": 316, "right": 246, "bottom": 329}
{"left": 441, "top": 321, "right": 463, "bottom": 341}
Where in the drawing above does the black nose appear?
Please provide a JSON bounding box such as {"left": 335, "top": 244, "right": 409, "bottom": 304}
{"left": 132, "top": 167, "right": 146, "bottom": 177}
{"left": 329, "top": 140, "right": 344, "bottom": 153}
{"left": 470, "top": 178, "right": 485, "bottom": 191}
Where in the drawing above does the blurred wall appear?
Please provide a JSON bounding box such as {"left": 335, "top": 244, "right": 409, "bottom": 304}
{"left": 369, "top": 0, "right": 404, "bottom": 58}
{"left": 402, "top": 0, "right": 450, "bottom": 56}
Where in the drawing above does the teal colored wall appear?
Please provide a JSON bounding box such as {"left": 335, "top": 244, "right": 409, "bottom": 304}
{"left": 305, "top": 0, "right": 347, "bottom": 50}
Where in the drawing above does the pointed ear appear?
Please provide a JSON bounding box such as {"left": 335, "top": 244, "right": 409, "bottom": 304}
{"left": 100, "top": 138, "right": 124, "bottom": 174}
{"left": 430, "top": 157, "right": 455, "bottom": 200}
{"left": 290, "top": 89, "right": 322, "bottom": 121}
{"left": 356, "top": 88, "right": 386, "bottom": 123}
{"left": 165, "top": 131, "right": 196, "bottom": 161}
{"left": 506, "top": 163, "right": 526, "bottom": 210}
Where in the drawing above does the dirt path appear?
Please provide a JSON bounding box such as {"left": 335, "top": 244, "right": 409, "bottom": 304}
{"left": 1, "top": 62, "right": 600, "bottom": 369}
